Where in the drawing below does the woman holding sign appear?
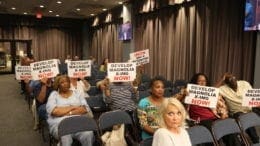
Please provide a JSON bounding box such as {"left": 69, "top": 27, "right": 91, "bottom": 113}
{"left": 187, "top": 73, "right": 228, "bottom": 128}
{"left": 138, "top": 76, "right": 165, "bottom": 140}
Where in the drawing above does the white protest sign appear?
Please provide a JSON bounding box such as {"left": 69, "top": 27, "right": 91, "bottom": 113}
{"left": 242, "top": 89, "right": 260, "bottom": 107}
{"left": 30, "top": 59, "right": 59, "bottom": 80}
{"left": 129, "top": 49, "right": 149, "bottom": 66}
{"left": 67, "top": 60, "right": 91, "bottom": 78}
{"left": 184, "top": 84, "right": 219, "bottom": 108}
{"left": 15, "top": 65, "right": 32, "bottom": 80}
{"left": 107, "top": 63, "right": 136, "bottom": 82}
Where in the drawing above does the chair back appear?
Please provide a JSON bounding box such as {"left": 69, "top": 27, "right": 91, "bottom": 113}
{"left": 211, "top": 118, "right": 246, "bottom": 145}
{"left": 139, "top": 137, "right": 153, "bottom": 146}
{"left": 187, "top": 125, "right": 216, "bottom": 145}
{"left": 86, "top": 95, "right": 108, "bottom": 112}
{"left": 58, "top": 116, "right": 98, "bottom": 137}
{"left": 238, "top": 112, "right": 260, "bottom": 131}
{"left": 99, "top": 110, "right": 133, "bottom": 131}
{"left": 238, "top": 112, "right": 260, "bottom": 145}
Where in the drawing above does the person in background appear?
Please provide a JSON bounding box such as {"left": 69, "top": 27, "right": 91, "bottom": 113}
{"left": 69, "top": 76, "right": 91, "bottom": 98}
{"left": 99, "top": 58, "right": 109, "bottom": 72}
{"left": 20, "top": 56, "right": 32, "bottom": 94}
{"left": 46, "top": 75, "right": 94, "bottom": 146}
{"left": 73, "top": 55, "right": 80, "bottom": 61}
{"left": 152, "top": 98, "right": 191, "bottom": 146}
{"left": 133, "top": 64, "right": 145, "bottom": 87}
{"left": 216, "top": 73, "right": 259, "bottom": 143}
{"left": 30, "top": 77, "right": 54, "bottom": 120}
{"left": 65, "top": 54, "right": 72, "bottom": 64}
{"left": 138, "top": 76, "right": 165, "bottom": 140}
{"left": 104, "top": 79, "right": 137, "bottom": 112}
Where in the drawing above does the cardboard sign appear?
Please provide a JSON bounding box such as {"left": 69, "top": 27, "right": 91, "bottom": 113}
{"left": 129, "top": 49, "right": 149, "bottom": 66}
{"left": 15, "top": 65, "right": 32, "bottom": 80}
{"left": 107, "top": 63, "right": 136, "bottom": 82}
{"left": 30, "top": 59, "right": 59, "bottom": 80}
{"left": 67, "top": 60, "right": 91, "bottom": 78}
{"left": 184, "top": 84, "right": 219, "bottom": 108}
{"left": 242, "top": 89, "right": 260, "bottom": 107}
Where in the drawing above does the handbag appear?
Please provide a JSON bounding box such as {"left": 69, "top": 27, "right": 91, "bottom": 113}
{"left": 101, "top": 124, "right": 127, "bottom": 146}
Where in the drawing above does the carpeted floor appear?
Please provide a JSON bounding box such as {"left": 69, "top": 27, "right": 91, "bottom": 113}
{"left": 0, "top": 74, "right": 48, "bottom": 146}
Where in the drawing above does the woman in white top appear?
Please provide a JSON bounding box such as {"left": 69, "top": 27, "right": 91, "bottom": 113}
{"left": 70, "top": 77, "right": 91, "bottom": 98}
{"left": 152, "top": 98, "right": 191, "bottom": 146}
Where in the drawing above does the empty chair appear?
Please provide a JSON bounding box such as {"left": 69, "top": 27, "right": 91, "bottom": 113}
{"left": 140, "top": 74, "right": 151, "bottom": 83}
{"left": 164, "top": 88, "right": 173, "bottom": 97}
{"left": 211, "top": 118, "right": 247, "bottom": 146}
{"left": 139, "top": 137, "right": 153, "bottom": 146}
{"left": 187, "top": 125, "right": 216, "bottom": 146}
{"left": 87, "top": 86, "right": 101, "bottom": 96}
{"left": 237, "top": 112, "right": 260, "bottom": 145}
{"left": 138, "top": 90, "right": 151, "bottom": 101}
{"left": 164, "top": 80, "right": 174, "bottom": 88}
{"left": 172, "top": 79, "right": 187, "bottom": 95}
{"left": 86, "top": 95, "right": 108, "bottom": 111}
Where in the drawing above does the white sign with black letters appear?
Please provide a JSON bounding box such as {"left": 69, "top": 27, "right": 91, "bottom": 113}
{"left": 185, "top": 84, "right": 219, "bottom": 108}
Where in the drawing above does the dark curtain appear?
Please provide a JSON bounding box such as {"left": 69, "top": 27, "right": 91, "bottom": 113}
{"left": 0, "top": 14, "right": 83, "bottom": 61}
{"left": 134, "top": 0, "right": 256, "bottom": 84}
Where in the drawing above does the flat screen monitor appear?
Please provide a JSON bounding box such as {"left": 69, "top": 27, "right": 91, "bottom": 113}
{"left": 244, "top": 0, "right": 260, "bottom": 31}
{"left": 118, "top": 22, "right": 132, "bottom": 41}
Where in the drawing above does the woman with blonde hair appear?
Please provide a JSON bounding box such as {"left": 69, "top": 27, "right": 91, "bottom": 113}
{"left": 152, "top": 98, "right": 191, "bottom": 146}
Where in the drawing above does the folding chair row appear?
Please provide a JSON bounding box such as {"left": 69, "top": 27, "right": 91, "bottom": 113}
{"left": 50, "top": 110, "right": 140, "bottom": 146}
{"left": 187, "top": 112, "right": 260, "bottom": 146}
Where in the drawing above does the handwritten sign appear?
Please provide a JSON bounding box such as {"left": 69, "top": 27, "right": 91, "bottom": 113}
{"left": 15, "top": 65, "right": 32, "bottom": 80}
{"left": 107, "top": 63, "right": 136, "bottom": 82}
{"left": 67, "top": 60, "right": 91, "bottom": 78}
{"left": 184, "top": 84, "right": 219, "bottom": 108}
{"left": 242, "top": 89, "right": 260, "bottom": 107}
{"left": 30, "top": 59, "right": 59, "bottom": 80}
{"left": 129, "top": 49, "right": 149, "bottom": 66}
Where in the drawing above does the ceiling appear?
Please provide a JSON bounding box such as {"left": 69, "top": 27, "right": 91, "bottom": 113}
{"left": 0, "top": 0, "right": 127, "bottom": 19}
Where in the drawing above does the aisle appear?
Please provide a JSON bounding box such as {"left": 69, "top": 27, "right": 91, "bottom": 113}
{"left": 0, "top": 74, "right": 48, "bottom": 146}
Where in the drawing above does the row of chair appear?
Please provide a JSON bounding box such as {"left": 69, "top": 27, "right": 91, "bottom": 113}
{"left": 50, "top": 110, "right": 139, "bottom": 146}
{"left": 140, "top": 112, "right": 260, "bottom": 146}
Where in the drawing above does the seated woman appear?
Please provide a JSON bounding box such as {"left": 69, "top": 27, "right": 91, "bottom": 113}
{"left": 138, "top": 76, "right": 165, "bottom": 140}
{"left": 69, "top": 76, "right": 91, "bottom": 98}
{"left": 46, "top": 75, "right": 94, "bottom": 146}
{"left": 152, "top": 98, "right": 191, "bottom": 146}
{"left": 104, "top": 80, "right": 137, "bottom": 112}
{"left": 188, "top": 73, "right": 228, "bottom": 128}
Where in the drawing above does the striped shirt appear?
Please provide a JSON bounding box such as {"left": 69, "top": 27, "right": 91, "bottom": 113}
{"left": 106, "top": 82, "right": 137, "bottom": 111}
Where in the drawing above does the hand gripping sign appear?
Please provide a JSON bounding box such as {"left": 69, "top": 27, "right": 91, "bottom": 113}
{"left": 242, "top": 89, "right": 260, "bottom": 107}
{"left": 67, "top": 60, "right": 91, "bottom": 78}
{"left": 184, "top": 84, "right": 219, "bottom": 108}
{"left": 107, "top": 63, "right": 136, "bottom": 82}
{"left": 30, "top": 59, "right": 59, "bottom": 80}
